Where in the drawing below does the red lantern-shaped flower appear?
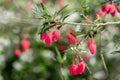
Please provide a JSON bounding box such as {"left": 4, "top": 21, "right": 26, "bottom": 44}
{"left": 69, "top": 62, "right": 85, "bottom": 75}
{"left": 97, "top": 9, "right": 106, "bottom": 17}
{"left": 83, "top": 54, "right": 89, "bottom": 62}
{"left": 69, "top": 64, "right": 79, "bottom": 75}
{"left": 14, "top": 49, "right": 21, "bottom": 57}
{"left": 87, "top": 38, "right": 96, "bottom": 55}
{"left": 21, "top": 38, "right": 30, "bottom": 51}
{"left": 40, "top": 32, "right": 47, "bottom": 40}
{"left": 45, "top": 32, "right": 53, "bottom": 46}
{"left": 78, "top": 62, "right": 86, "bottom": 74}
{"left": 66, "top": 30, "right": 78, "bottom": 44}
{"left": 52, "top": 28, "right": 60, "bottom": 42}
{"left": 117, "top": 4, "right": 120, "bottom": 13}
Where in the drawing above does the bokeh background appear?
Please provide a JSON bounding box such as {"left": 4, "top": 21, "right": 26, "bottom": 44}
{"left": 0, "top": 0, "right": 120, "bottom": 80}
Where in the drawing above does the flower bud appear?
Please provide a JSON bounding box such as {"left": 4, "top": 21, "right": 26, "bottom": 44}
{"left": 83, "top": 54, "right": 89, "bottom": 62}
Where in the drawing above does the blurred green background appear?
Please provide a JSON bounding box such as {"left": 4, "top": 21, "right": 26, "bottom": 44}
{"left": 0, "top": 0, "right": 120, "bottom": 80}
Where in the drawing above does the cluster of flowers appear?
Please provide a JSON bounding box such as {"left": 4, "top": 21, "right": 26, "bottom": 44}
{"left": 97, "top": 1, "right": 120, "bottom": 17}
{"left": 40, "top": 27, "right": 96, "bottom": 75}
{"left": 40, "top": 29, "right": 79, "bottom": 46}
{"left": 69, "top": 61, "right": 85, "bottom": 75}
{"left": 40, "top": 28, "right": 60, "bottom": 46}
{"left": 68, "top": 37, "right": 96, "bottom": 75}
{"left": 14, "top": 38, "right": 30, "bottom": 57}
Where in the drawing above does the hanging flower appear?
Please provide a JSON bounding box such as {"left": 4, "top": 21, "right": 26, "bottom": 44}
{"left": 97, "top": 9, "right": 106, "bottom": 17}
{"left": 87, "top": 38, "right": 96, "bottom": 55}
{"left": 14, "top": 49, "right": 21, "bottom": 57}
{"left": 101, "top": 1, "right": 116, "bottom": 16}
{"left": 110, "top": 3, "right": 116, "bottom": 16}
{"left": 117, "top": 4, "right": 120, "bottom": 13}
{"left": 45, "top": 32, "right": 53, "bottom": 46}
{"left": 21, "top": 38, "right": 30, "bottom": 51}
{"left": 101, "top": 4, "right": 106, "bottom": 12}
{"left": 83, "top": 54, "right": 89, "bottom": 62}
{"left": 66, "top": 30, "right": 78, "bottom": 44}
{"left": 40, "top": 32, "right": 47, "bottom": 40}
{"left": 69, "top": 62, "right": 85, "bottom": 75}
{"left": 58, "top": 42, "right": 66, "bottom": 52}
{"left": 69, "top": 64, "right": 79, "bottom": 75}
{"left": 52, "top": 28, "right": 60, "bottom": 42}
{"left": 78, "top": 62, "right": 86, "bottom": 74}
{"left": 105, "top": 3, "right": 112, "bottom": 13}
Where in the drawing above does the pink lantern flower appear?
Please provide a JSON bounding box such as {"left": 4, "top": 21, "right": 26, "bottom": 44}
{"left": 14, "top": 49, "right": 21, "bottom": 57}
{"left": 45, "top": 32, "right": 53, "bottom": 46}
{"left": 97, "top": 9, "right": 106, "bottom": 17}
{"left": 78, "top": 62, "right": 86, "bottom": 74}
{"left": 21, "top": 38, "right": 30, "bottom": 51}
{"left": 117, "top": 4, "right": 120, "bottom": 13}
{"left": 52, "top": 28, "right": 60, "bottom": 42}
{"left": 27, "top": 1, "right": 34, "bottom": 10}
{"left": 69, "top": 64, "right": 79, "bottom": 75}
{"left": 87, "top": 38, "right": 96, "bottom": 55}
{"left": 69, "top": 62, "right": 85, "bottom": 75}
{"left": 40, "top": 32, "right": 47, "bottom": 40}
{"left": 83, "top": 54, "right": 89, "bottom": 62}
{"left": 66, "top": 30, "right": 78, "bottom": 44}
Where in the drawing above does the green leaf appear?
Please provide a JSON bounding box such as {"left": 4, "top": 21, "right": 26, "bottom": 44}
{"left": 39, "top": 20, "right": 55, "bottom": 33}
{"left": 79, "top": 13, "right": 85, "bottom": 19}
{"left": 74, "top": 31, "right": 81, "bottom": 35}
{"left": 55, "top": 47, "right": 63, "bottom": 64}
{"left": 40, "top": 3, "right": 52, "bottom": 17}
{"left": 57, "top": 5, "right": 68, "bottom": 15}
{"left": 40, "top": 25, "right": 46, "bottom": 34}
{"left": 111, "top": 50, "right": 120, "bottom": 54}
{"left": 32, "top": 5, "right": 42, "bottom": 16}
{"left": 61, "top": 11, "right": 75, "bottom": 21}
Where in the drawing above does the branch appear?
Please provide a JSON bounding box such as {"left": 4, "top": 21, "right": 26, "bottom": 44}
{"left": 61, "top": 21, "right": 120, "bottom": 26}
{"left": 1, "top": 17, "right": 120, "bottom": 26}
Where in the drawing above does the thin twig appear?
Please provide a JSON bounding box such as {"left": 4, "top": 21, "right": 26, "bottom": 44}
{"left": 100, "top": 32, "right": 109, "bottom": 78}
{"left": 59, "top": 64, "right": 66, "bottom": 80}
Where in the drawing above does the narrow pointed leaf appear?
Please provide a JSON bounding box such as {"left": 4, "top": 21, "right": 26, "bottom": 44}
{"left": 55, "top": 47, "right": 63, "bottom": 64}
{"left": 61, "top": 11, "right": 75, "bottom": 21}
{"left": 57, "top": 5, "right": 68, "bottom": 15}
{"left": 111, "top": 50, "right": 120, "bottom": 54}
{"left": 32, "top": 5, "right": 42, "bottom": 16}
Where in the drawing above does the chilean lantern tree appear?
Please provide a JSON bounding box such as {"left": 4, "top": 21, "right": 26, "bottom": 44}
{"left": 0, "top": 0, "right": 120, "bottom": 80}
